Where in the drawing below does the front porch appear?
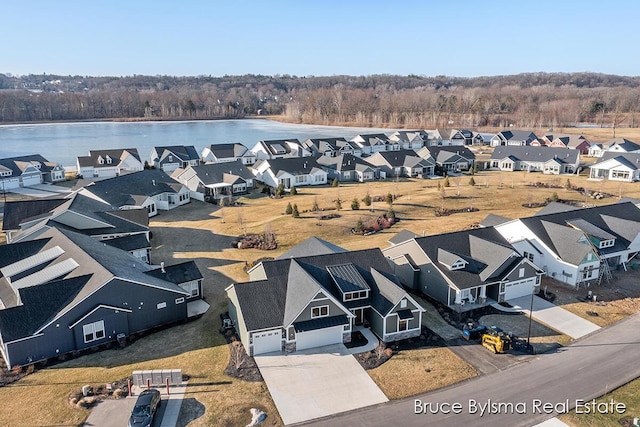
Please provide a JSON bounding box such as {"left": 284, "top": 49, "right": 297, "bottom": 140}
{"left": 448, "top": 286, "right": 498, "bottom": 312}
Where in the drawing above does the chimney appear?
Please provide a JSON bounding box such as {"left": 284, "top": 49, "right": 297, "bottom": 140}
{"left": 161, "top": 261, "right": 165, "bottom": 273}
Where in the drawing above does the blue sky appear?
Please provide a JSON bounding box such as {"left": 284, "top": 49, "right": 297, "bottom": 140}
{"left": 3, "top": 1, "right": 639, "bottom": 77}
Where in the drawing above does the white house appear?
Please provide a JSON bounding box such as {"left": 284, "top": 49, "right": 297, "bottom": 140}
{"left": 589, "top": 152, "right": 640, "bottom": 182}
{"left": 150, "top": 146, "right": 200, "bottom": 173}
{"left": 490, "top": 146, "right": 579, "bottom": 174}
{"left": 491, "top": 130, "right": 539, "bottom": 147}
{"left": 201, "top": 143, "right": 256, "bottom": 165}
{"left": 252, "top": 157, "right": 327, "bottom": 190}
{"left": 76, "top": 149, "right": 143, "bottom": 179}
{"left": 350, "top": 133, "right": 392, "bottom": 155}
{"left": 250, "top": 139, "right": 311, "bottom": 160}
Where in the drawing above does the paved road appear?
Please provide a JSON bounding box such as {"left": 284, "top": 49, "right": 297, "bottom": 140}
{"left": 301, "top": 312, "right": 640, "bottom": 426}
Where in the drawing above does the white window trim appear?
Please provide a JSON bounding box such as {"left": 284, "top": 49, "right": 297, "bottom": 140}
{"left": 175, "top": 297, "right": 185, "bottom": 304}
{"left": 398, "top": 317, "right": 409, "bottom": 332}
{"left": 157, "top": 302, "right": 167, "bottom": 309}
{"left": 400, "top": 299, "right": 407, "bottom": 308}
{"left": 311, "top": 305, "right": 329, "bottom": 318}
{"left": 83, "top": 320, "right": 105, "bottom": 343}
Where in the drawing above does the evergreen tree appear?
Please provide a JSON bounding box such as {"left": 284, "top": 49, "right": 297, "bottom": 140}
{"left": 276, "top": 183, "right": 285, "bottom": 197}
{"left": 292, "top": 204, "right": 300, "bottom": 217}
{"left": 351, "top": 198, "right": 360, "bottom": 210}
{"left": 363, "top": 193, "right": 371, "bottom": 207}
{"left": 290, "top": 186, "right": 297, "bottom": 195}
{"left": 385, "top": 192, "right": 393, "bottom": 205}
{"left": 469, "top": 176, "right": 476, "bottom": 186}
{"left": 332, "top": 178, "right": 339, "bottom": 187}
{"left": 335, "top": 199, "right": 342, "bottom": 210}
{"left": 444, "top": 177, "right": 450, "bottom": 187}
{"left": 285, "top": 202, "right": 293, "bottom": 215}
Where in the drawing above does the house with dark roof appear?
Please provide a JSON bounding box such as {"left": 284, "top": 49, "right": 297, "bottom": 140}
{"left": 171, "top": 160, "right": 255, "bottom": 202}
{"left": 489, "top": 146, "right": 579, "bottom": 174}
{"left": 277, "top": 236, "right": 346, "bottom": 260}
{"left": 78, "top": 169, "right": 190, "bottom": 217}
{"left": 316, "top": 154, "right": 378, "bottom": 182}
{"left": 2, "top": 193, "right": 150, "bottom": 264}
{"left": 301, "top": 137, "right": 361, "bottom": 157}
{"left": 250, "top": 139, "right": 311, "bottom": 160}
{"left": 226, "top": 248, "right": 424, "bottom": 355}
{"left": 0, "top": 155, "right": 65, "bottom": 190}
{"left": 76, "top": 148, "right": 143, "bottom": 179}
{"left": 0, "top": 227, "right": 205, "bottom": 367}
{"left": 589, "top": 152, "right": 640, "bottom": 182}
{"left": 252, "top": 157, "right": 327, "bottom": 190}
{"left": 383, "top": 227, "right": 543, "bottom": 308}
{"left": 150, "top": 146, "right": 200, "bottom": 173}
{"left": 201, "top": 143, "right": 256, "bottom": 165}
{"left": 365, "top": 150, "right": 435, "bottom": 178}
{"left": 494, "top": 202, "right": 640, "bottom": 287}
{"left": 388, "top": 131, "right": 428, "bottom": 150}
{"left": 539, "top": 134, "right": 592, "bottom": 154}
{"left": 605, "top": 138, "right": 640, "bottom": 154}
{"left": 490, "top": 130, "right": 539, "bottom": 147}
{"left": 350, "top": 133, "right": 393, "bottom": 155}
{"left": 417, "top": 146, "right": 475, "bottom": 172}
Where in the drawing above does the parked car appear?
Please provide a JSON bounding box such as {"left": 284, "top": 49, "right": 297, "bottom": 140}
{"left": 128, "top": 389, "right": 161, "bottom": 427}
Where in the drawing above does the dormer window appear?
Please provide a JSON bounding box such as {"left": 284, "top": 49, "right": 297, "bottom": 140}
{"left": 450, "top": 261, "right": 466, "bottom": 270}
{"left": 97, "top": 156, "right": 104, "bottom": 165}
{"left": 106, "top": 155, "right": 112, "bottom": 164}
{"left": 599, "top": 239, "right": 615, "bottom": 249}
{"left": 168, "top": 155, "right": 173, "bottom": 162}
{"left": 33, "top": 162, "right": 41, "bottom": 169}
{"left": 344, "top": 290, "right": 368, "bottom": 301}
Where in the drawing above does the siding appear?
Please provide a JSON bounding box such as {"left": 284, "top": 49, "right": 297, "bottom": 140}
{"left": 291, "top": 298, "right": 345, "bottom": 324}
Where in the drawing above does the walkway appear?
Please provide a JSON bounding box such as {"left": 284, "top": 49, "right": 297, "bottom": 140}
{"left": 502, "top": 295, "right": 600, "bottom": 339}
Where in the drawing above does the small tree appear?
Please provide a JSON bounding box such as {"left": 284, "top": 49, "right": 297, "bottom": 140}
{"left": 311, "top": 196, "right": 319, "bottom": 212}
{"left": 290, "top": 186, "right": 297, "bottom": 195}
{"left": 335, "top": 199, "right": 342, "bottom": 210}
{"left": 469, "top": 176, "right": 476, "bottom": 186}
{"left": 276, "top": 183, "right": 285, "bottom": 197}
{"left": 355, "top": 219, "right": 365, "bottom": 233}
{"left": 473, "top": 163, "right": 478, "bottom": 174}
{"left": 385, "top": 192, "right": 393, "bottom": 205}
{"left": 363, "top": 193, "right": 371, "bottom": 207}
{"left": 285, "top": 202, "right": 293, "bottom": 215}
{"left": 443, "top": 177, "right": 450, "bottom": 187}
{"left": 332, "top": 178, "right": 339, "bottom": 187}
{"left": 387, "top": 208, "right": 396, "bottom": 220}
{"left": 564, "top": 178, "right": 572, "bottom": 189}
{"left": 351, "top": 197, "right": 360, "bottom": 210}
{"left": 292, "top": 204, "right": 300, "bottom": 218}
{"left": 550, "top": 191, "right": 559, "bottom": 202}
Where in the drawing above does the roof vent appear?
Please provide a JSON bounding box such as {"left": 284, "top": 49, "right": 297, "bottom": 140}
{"left": 161, "top": 261, "right": 165, "bottom": 273}
{"left": 152, "top": 179, "right": 156, "bottom": 186}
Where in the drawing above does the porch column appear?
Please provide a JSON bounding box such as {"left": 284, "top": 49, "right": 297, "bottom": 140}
{"left": 454, "top": 290, "right": 462, "bottom": 305}
{"left": 479, "top": 286, "right": 487, "bottom": 304}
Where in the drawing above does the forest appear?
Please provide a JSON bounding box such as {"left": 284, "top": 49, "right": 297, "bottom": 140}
{"left": 0, "top": 72, "right": 639, "bottom": 129}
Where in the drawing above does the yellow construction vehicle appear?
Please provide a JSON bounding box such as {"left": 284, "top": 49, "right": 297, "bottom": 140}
{"left": 481, "top": 326, "right": 511, "bottom": 354}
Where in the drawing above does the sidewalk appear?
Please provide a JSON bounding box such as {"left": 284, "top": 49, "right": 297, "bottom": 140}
{"left": 504, "top": 295, "right": 600, "bottom": 339}
{"left": 131, "top": 382, "right": 188, "bottom": 427}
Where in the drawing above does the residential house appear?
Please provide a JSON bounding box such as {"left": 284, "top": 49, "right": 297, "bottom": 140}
{"left": 301, "top": 137, "right": 361, "bottom": 157}
{"left": 0, "top": 227, "right": 206, "bottom": 367}
{"left": 588, "top": 143, "right": 607, "bottom": 158}
{"left": 150, "top": 146, "right": 200, "bottom": 173}
{"left": 226, "top": 248, "right": 424, "bottom": 356}
{"left": 365, "top": 150, "right": 434, "bottom": 178}
{"left": 383, "top": 227, "right": 543, "bottom": 308}
{"left": 250, "top": 139, "right": 311, "bottom": 160}
{"left": 489, "top": 146, "right": 579, "bottom": 174}
{"left": 0, "top": 155, "right": 65, "bottom": 190}
{"left": 604, "top": 138, "right": 640, "bottom": 154}
{"left": 201, "top": 143, "right": 256, "bottom": 165}
{"left": 2, "top": 193, "right": 150, "bottom": 264}
{"left": 277, "top": 236, "right": 346, "bottom": 260}
{"left": 350, "top": 133, "right": 393, "bottom": 155}
{"left": 387, "top": 131, "right": 428, "bottom": 150}
{"left": 252, "top": 157, "right": 327, "bottom": 190}
{"left": 78, "top": 169, "right": 190, "bottom": 217}
{"left": 540, "top": 134, "right": 591, "bottom": 154}
{"left": 317, "top": 154, "right": 378, "bottom": 182}
{"left": 589, "top": 152, "right": 640, "bottom": 182}
{"left": 490, "top": 130, "right": 539, "bottom": 147}
{"left": 171, "top": 160, "right": 255, "bottom": 202}
{"left": 417, "top": 146, "right": 475, "bottom": 173}
{"left": 76, "top": 149, "right": 143, "bottom": 179}
{"left": 494, "top": 202, "right": 640, "bottom": 286}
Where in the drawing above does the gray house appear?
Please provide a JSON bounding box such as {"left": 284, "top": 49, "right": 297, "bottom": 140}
{"left": 490, "top": 146, "right": 579, "bottom": 174}
{"left": 301, "top": 137, "right": 361, "bottom": 157}
{"left": 150, "top": 146, "right": 200, "bottom": 173}
{"left": 417, "top": 146, "right": 475, "bottom": 173}
{"left": 0, "top": 155, "right": 65, "bottom": 190}
{"left": 365, "top": 150, "right": 435, "bottom": 178}
{"left": 226, "top": 247, "right": 424, "bottom": 356}
{"left": 0, "top": 227, "right": 205, "bottom": 367}
{"left": 317, "top": 154, "right": 378, "bottom": 182}
{"left": 171, "top": 160, "right": 255, "bottom": 202}
{"left": 383, "top": 227, "right": 542, "bottom": 310}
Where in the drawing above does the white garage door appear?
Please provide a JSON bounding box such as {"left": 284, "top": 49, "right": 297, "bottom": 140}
{"left": 1, "top": 178, "right": 20, "bottom": 190}
{"left": 21, "top": 175, "right": 41, "bottom": 187}
{"left": 505, "top": 278, "right": 535, "bottom": 300}
{"left": 252, "top": 330, "right": 282, "bottom": 355}
{"left": 296, "top": 326, "right": 343, "bottom": 351}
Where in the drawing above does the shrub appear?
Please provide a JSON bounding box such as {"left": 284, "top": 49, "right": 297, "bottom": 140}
{"left": 363, "top": 193, "right": 371, "bottom": 207}
{"left": 387, "top": 208, "right": 396, "bottom": 219}
{"left": 443, "top": 177, "right": 450, "bottom": 187}
{"left": 290, "top": 186, "right": 297, "bottom": 195}
{"left": 469, "top": 176, "right": 476, "bottom": 186}
{"left": 385, "top": 192, "right": 393, "bottom": 205}
{"left": 292, "top": 204, "right": 300, "bottom": 218}
{"left": 311, "top": 198, "right": 319, "bottom": 212}
{"left": 332, "top": 178, "right": 339, "bottom": 187}
{"left": 276, "top": 183, "right": 285, "bottom": 197}
{"left": 355, "top": 219, "right": 365, "bottom": 233}
{"left": 335, "top": 199, "right": 342, "bottom": 210}
{"left": 550, "top": 191, "right": 559, "bottom": 202}
{"left": 351, "top": 198, "right": 360, "bottom": 210}
{"left": 285, "top": 202, "right": 293, "bottom": 215}
{"left": 564, "top": 178, "right": 572, "bottom": 189}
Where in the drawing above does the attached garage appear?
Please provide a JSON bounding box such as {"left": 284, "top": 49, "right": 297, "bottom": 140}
{"left": 504, "top": 278, "right": 536, "bottom": 300}
{"left": 296, "top": 325, "right": 343, "bottom": 351}
{"left": 1, "top": 178, "right": 20, "bottom": 190}
{"left": 252, "top": 329, "right": 282, "bottom": 355}
{"left": 21, "top": 174, "right": 41, "bottom": 187}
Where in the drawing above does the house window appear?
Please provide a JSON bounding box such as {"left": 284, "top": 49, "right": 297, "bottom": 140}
{"left": 582, "top": 270, "right": 593, "bottom": 280}
{"left": 500, "top": 283, "right": 506, "bottom": 293}
{"left": 295, "top": 175, "right": 306, "bottom": 183}
{"left": 400, "top": 299, "right": 407, "bottom": 308}
{"left": 83, "top": 320, "right": 105, "bottom": 343}
{"left": 523, "top": 251, "right": 534, "bottom": 262}
{"left": 168, "top": 155, "right": 173, "bottom": 162}
{"left": 157, "top": 302, "right": 167, "bottom": 309}
{"left": 311, "top": 305, "right": 329, "bottom": 318}
{"left": 175, "top": 297, "right": 185, "bottom": 304}
{"left": 344, "top": 293, "right": 353, "bottom": 301}
{"left": 611, "top": 170, "right": 630, "bottom": 180}
{"left": 315, "top": 174, "right": 324, "bottom": 182}
{"left": 519, "top": 268, "right": 525, "bottom": 278}
{"left": 398, "top": 319, "right": 409, "bottom": 331}
{"left": 180, "top": 281, "right": 199, "bottom": 297}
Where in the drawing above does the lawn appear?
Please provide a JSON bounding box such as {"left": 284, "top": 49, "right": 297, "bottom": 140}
{"left": 1, "top": 168, "right": 640, "bottom": 426}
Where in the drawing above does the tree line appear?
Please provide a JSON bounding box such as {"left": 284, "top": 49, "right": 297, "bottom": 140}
{"left": 0, "top": 72, "right": 638, "bottom": 128}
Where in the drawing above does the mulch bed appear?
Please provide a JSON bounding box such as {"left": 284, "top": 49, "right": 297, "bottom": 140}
{"left": 221, "top": 329, "right": 263, "bottom": 382}
{"left": 434, "top": 207, "right": 479, "bottom": 217}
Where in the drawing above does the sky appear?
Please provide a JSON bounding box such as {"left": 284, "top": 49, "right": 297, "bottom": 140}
{"left": 3, "top": 0, "right": 639, "bottom": 78}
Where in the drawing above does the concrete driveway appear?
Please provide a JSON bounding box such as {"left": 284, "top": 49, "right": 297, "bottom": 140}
{"left": 255, "top": 344, "right": 388, "bottom": 425}
{"left": 507, "top": 295, "right": 600, "bottom": 339}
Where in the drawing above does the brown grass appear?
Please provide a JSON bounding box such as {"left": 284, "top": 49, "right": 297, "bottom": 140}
{"left": 560, "top": 300, "right": 640, "bottom": 327}
{"left": 367, "top": 347, "right": 477, "bottom": 399}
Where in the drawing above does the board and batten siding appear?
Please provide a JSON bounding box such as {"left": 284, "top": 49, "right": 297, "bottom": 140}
{"left": 291, "top": 298, "right": 345, "bottom": 324}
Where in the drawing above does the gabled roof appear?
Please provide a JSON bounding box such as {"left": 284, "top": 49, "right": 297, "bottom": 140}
{"left": 594, "top": 152, "right": 640, "bottom": 169}
{"left": 491, "top": 146, "right": 579, "bottom": 164}
{"left": 81, "top": 169, "right": 184, "bottom": 207}
{"left": 187, "top": 161, "right": 254, "bottom": 185}
{"left": 606, "top": 138, "right": 640, "bottom": 153}
{"left": 302, "top": 137, "right": 352, "bottom": 154}
{"left": 2, "top": 199, "right": 67, "bottom": 230}
{"left": 534, "top": 202, "right": 580, "bottom": 216}
{"left": 204, "top": 143, "right": 249, "bottom": 159}
{"left": 421, "top": 146, "right": 476, "bottom": 162}
{"left": 277, "top": 236, "right": 346, "bottom": 260}
{"left": 145, "top": 260, "right": 203, "bottom": 284}
{"left": 316, "top": 154, "right": 374, "bottom": 172}
{"left": 154, "top": 145, "right": 200, "bottom": 162}
{"left": 0, "top": 154, "right": 55, "bottom": 177}
{"left": 351, "top": 133, "right": 390, "bottom": 146}
{"left": 367, "top": 150, "right": 432, "bottom": 168}
{"left": 479, "top": 214, "right": 511, "bottom": 228}
{"left": 388, "top": 229, "right": 420, "bottom": 245}
{"left": 77, "top": 148, "right": 141, "bottom": 168}
{"left": 256, "top": 139, "right": 302, "bottom": 156}
{"left": 259, "top": 157, "right": 323, "bottom": 177}
{"left": 103, "top": 233, "right": 151, "bottom": 252}
{"left": 496, "top": 130, "right": 538, "bottom": 142}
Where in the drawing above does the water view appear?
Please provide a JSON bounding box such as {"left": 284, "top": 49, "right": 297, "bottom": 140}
{"left": 0, "top": 119, "right": 394, "bottom": 167}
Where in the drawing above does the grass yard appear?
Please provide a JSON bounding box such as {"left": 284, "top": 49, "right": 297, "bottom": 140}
{"left": 367, "top": 347, "right": 477, "bottom": 399}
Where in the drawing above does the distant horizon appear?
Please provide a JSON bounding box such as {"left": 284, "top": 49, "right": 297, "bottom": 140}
{"left": 3, "top": 1, "right": 639, "bottom": 77}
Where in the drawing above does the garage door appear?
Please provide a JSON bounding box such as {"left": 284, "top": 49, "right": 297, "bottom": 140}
{"left": 505, "top": 278, "right": 535, "bottom": 300}
{"left": 21, "top": 175, "right": 41, "bottom": 187}
{"left": 1, "top": 178, "right": 20, "bottom": 190}
{"left": 252, "top": 330, "right": 282, "bottom": 355}
{"left": 296, "top": 326, "right": 343, "bottom": 351}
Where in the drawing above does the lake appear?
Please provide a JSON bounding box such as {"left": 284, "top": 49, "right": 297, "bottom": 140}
{"left": 0, "top": 119, "right": 394, "bottom": 167}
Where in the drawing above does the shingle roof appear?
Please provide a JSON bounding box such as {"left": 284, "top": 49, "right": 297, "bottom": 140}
{"left": 188, "top": 161, "right": 254, "bottom": 185}
{"left": 154, "top": 145, "right": 200, "bottom": 162}
{"left": 423, "top": 146, "right": 476, "bottom": 162}
{"left": 205, "top": 143, "right": 249, "bottom": 159}
{"left": 606, "top": 138, "right": 640, "bottom": 152}
{"left": 316, "top": 154, "right": 374, "bottom": 172}
{"left": 369, "top": 150, "right": 432, "bottom": 168}
{"left": 103, "top": 233, "right": 151, "bottom": 252}
{"left": 2, "top": 199, "right": 67, "bottom": 230}
{"left": 77, "top": 149, "right": 141, "bottom": 168}
{"left": 388, "top": 229, "right": 420, "bottom": 245}
{"left": 491, "top": 146, "right": 579, "bottom": 164}
{"left": 0, "top": 154, "right": 56, "bottom": 178}
{"left": 262, "top": 157, "right": 323, "bottom": 176}
{"left": 596, "top": 152, "right": 640, "bottom": 169}
{"left": 479, "top": 214, "right": 511, "bottom": 228}
{"left": 277, "top": 236, "right": 345, "bottom": 259}
{"left": 145, "top": 261, "right": 203, "bottom": 284}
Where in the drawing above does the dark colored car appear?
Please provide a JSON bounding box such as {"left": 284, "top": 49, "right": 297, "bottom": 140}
{"left": 128, "top": 389, "right": 161, "bottom": 427}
